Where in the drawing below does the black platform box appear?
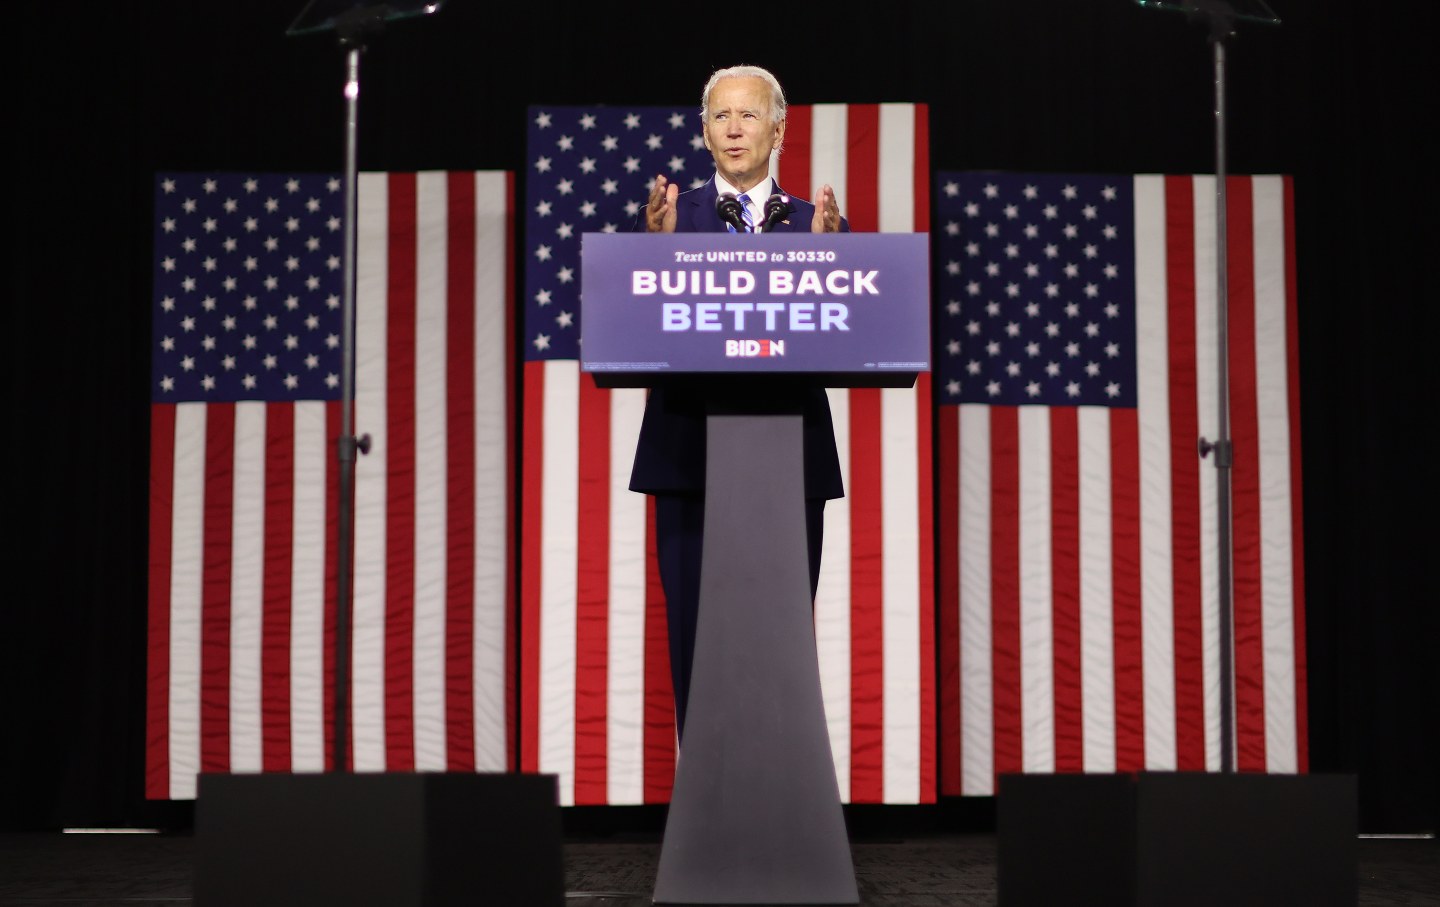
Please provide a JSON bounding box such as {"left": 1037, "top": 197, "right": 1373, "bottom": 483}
{"left": 998, "top": 772, "right": 1357, "bottom": 907}
{"left": 195, "top": 772, "right": 563, "bottom": 907}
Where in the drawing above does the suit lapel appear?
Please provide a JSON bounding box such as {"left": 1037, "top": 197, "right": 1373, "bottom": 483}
{"left": 683, "top": 177, "right": 728, "bottom": 233}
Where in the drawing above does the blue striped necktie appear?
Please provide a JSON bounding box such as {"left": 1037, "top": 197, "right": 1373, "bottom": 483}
{"left": 737, "top": 193, "right": 755, "bottom": 232}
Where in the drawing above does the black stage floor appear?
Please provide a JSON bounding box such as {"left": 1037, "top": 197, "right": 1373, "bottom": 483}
{"left": 1, "top": 828, "right": 1436, "bottom": 905}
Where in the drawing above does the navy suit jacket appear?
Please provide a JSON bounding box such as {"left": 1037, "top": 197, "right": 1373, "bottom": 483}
{"left": 628, "top": 177, "right": 847, "bottom": 500}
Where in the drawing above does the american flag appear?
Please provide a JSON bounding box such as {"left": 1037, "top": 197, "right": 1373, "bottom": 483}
{"left": 933, "top": 173, "right": 1307, "bottom": 794}
{"left": 147, "top": 171, "right": 515, "bottom": 799}
{"left": 520, "top": 104, "right": 937, "bottom": 805}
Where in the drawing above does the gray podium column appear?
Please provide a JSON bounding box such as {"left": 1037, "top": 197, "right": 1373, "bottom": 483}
{"left": 652, "top": 411, "right": 858, "bottom": 906}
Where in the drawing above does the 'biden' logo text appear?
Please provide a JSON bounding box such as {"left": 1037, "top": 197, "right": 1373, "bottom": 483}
{"left": 725, "top": 339, "right": 785, "bottom": 358}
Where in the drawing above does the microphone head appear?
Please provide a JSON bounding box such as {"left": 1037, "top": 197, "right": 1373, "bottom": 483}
{"left": 715, "top": 192, "right": 746, "bottom": 231}
{"left": 761, "top": 193, "right": 792, "bottom": 231}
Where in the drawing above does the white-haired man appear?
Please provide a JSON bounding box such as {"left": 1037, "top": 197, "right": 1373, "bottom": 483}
{"left": 629, "top": 64, "right": 848, "bottom": 736}
{"left": 642, "top": 64, "right": 843, "bottom": 234}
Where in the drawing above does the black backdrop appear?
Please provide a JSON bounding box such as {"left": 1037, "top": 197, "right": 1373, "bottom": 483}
{"left": 6, "top": 0, "right": 1436, "bottom": 833}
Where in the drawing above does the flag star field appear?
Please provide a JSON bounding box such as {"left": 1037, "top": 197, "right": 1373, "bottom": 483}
{"left": 151, "top": 173, "right": 344, "bottom": 403}
{"left": 934, "top": 174, "right": 1137, "bottom": 408}
{"left": 523, "top": 107, "right": 716, "bottom": 361}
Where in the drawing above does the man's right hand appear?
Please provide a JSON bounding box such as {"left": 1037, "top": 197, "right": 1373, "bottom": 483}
{"left": 646, "top": 175, "right": 679, "bottom": 232}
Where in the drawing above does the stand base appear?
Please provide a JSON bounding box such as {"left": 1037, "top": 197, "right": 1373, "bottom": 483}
{"left": 653, "top": 413, "right": 856, "bottom": 905}
{"left": 195, "top": 772, "right": 563, "bottom": 907}
{"left": 997, "top": 772, "right": 1357, "bottom": 907}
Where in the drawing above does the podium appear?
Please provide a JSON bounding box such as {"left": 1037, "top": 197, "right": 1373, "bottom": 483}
{"left": 582, "top": 232, "right": 930, "bottom": 905}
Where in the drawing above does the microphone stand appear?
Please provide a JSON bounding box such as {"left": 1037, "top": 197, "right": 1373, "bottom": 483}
{"left": 760, "top": 194, "right": 791, "bottom": 233}
{"left": 716, "top": 192, "right": 748, "bottom": 233}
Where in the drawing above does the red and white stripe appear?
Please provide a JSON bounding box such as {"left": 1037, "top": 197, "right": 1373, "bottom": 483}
{"left": 786, "top": 103, "right": 937, "bottom": 804}
{"left": 148, "top": 171, "right": 514, "bottom": 798}
{"left": 937, "top": 174, "right": 1306, "bottom": 795}
{"left": 521, "top": 104, "right": 936, "bottom": 806}
{"left": 520, "top": 372, "right": 674, "bottom": 804}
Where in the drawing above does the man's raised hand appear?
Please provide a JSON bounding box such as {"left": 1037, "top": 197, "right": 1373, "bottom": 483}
{"left": 811, "top": 184, "right": 842, "bottom": 233}
{"left": 646, "top": 175, "right": 680, "bottom": 233}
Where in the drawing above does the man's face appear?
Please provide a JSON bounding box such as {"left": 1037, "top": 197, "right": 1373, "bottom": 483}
{"left": 702, "top": 76, "right": 785, "bottom": 193}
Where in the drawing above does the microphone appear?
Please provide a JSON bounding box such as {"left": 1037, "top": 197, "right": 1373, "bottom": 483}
{"left": 760, "top": 193, "right": 792, "bottom": 232}
{"left": 716, "top": 192, "right": 748, "bottom": 232}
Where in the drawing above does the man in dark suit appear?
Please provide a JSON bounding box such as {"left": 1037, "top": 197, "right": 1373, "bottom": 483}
{"left": 629, "top": 64, "right": 848, "bottom": 736}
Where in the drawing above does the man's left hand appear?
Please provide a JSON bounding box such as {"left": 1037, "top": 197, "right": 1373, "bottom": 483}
{"left": 811, "top": 184, "right": 842, "bottom": 233}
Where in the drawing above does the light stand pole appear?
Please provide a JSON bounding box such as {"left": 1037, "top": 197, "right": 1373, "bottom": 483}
{"left": 286, "top": 0, "right": 446, "bottom": 774}
{"left": 995, "top": 9, "right": 1360, "bottom": 902}
{"left": 1195, "top": 5, "right": 1239, "bottom": 775}
{"left": 196, "top": 7, "right": 568, "bottom": 902}
{"left": 1140, "top": 0, "right": 1280, "bottom": 774}
{"left": 330, "top": 9, "right": 379, "bottom": 775}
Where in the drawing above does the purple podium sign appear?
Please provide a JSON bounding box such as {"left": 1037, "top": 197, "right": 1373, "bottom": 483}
{"left": 580, "top": 232, "right": 930, "bottom": 385}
